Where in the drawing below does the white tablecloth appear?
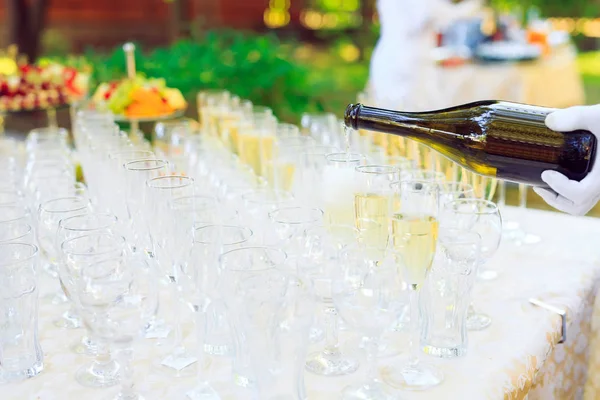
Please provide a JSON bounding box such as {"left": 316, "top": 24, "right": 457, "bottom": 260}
{"left": 5, "top": 206, "right": 600, "bottom": 399}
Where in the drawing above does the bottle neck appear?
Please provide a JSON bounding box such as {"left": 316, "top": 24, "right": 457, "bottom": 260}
{"left": 345, "top": 104, "right": 419, "bottom": 131}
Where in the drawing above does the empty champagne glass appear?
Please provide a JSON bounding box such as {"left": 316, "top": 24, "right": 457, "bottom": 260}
{"left": 268, "top": 206, "right": 324, "bottom": 253}
{"left": 441, "top": 199, "right": 502, "bottom": 330}
{"left": 422, "top": 229, "right": 481, "bottom": 358}
{"left": 333, "top": 246, "right": 406, "bottom": 400}
{"left": 37, "top": 196, "right": 92, "bottom": 313}
{"left": 56, "top": 212, "right": 121, "bottom": 354}
{"left": 177, "top": 225, "right": 253, "bottom": 399}
{"left": 60, "top": 232, "right": 126, "bottom": 388}
{"left": 219, "top": 246, "right": 288, "bottom": 392}
{"left": 0, "top": 218, "right": 34, "bottom": 245}
{"left": 123, "top": 159, "right": 169, "bottom": 255}
{"left": 304, "top": 224, "right": 360, "bottom": 376}
{"left": 146, "top": 175, "right": 197, "bottom": 376}
{"left": 384, "top": 180, "right": 443, "bottom": 390}
{"left": 75, "top": 253, "right": 158, "bottom": 400}
{"left": 0, "top": 243, "right": 43, "bottom": 383}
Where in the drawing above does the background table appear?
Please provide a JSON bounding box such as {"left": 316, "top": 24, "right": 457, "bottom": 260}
{"left": 5, "top": 206, "right": 600, "bottom": 399}
{"left": 433, "top": 45, "right": 585, "bottom": 110}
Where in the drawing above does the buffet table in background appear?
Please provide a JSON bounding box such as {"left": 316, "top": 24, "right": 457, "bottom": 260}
{"left": 435, "top": 45, "right": 585, "bottom": 109}
{"left": 5, "top": 206, "right": 600, "bottom": 399}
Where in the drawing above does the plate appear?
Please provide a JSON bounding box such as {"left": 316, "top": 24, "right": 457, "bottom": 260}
{"left": 474, "top": 42, "right": 542, "bottom": 63}
{"left": 0, "top": 101, "right": 72, "bottom": 115}
{"left": 112, "top": 108, "right": 186, "bottom": 123}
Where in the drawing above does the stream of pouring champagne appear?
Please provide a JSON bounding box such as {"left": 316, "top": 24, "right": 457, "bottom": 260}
{"left": 344, "top": 101, "right": 597, "bottom": 188}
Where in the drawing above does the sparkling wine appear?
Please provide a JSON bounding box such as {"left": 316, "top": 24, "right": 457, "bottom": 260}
{"left": 392, "top": 215, "right": 439, "bottom": 286}
{"left": 345, "top": 101, "right": 597, "bottom": 187}
{"left": 354, "top": 192, "right": 390, "bottom": 248}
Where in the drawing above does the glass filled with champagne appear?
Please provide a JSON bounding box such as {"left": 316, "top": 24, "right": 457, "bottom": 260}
{"left": 294, "top": 145, "right": 340, "bottom": 209}
{"left": 322, "top": 153, "right": 366, "bottom": 232}
{"left": 354, "top": 165, "right": 400, "bottom": 260}
{"left": 237, "top": 108, "right": 277, "bottom": 177}
{"left": 265, "top": 135, "right": 315, "bottom": 193}
{"left": 218, "top": 99, "right": 252, "bottom": 153}
{"left": 197, "top": 89, "right": 230, "bottom": 137}
{"left": 384, "top": 179, "right": 443, "bottom": 390}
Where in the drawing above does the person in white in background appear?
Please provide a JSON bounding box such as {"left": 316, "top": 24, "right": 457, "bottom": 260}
{"left": 534, "top": 105, "right": 600, "bottom": 216}
{"left": 369, "top": 0, "right": 482, "bottom": 110}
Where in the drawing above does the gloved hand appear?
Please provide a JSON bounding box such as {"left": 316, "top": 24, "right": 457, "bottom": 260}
{"left": 533, "top": 105, "right": 600, "bottom": 216}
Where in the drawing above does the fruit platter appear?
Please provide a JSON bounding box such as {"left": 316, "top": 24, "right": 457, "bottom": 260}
{"left": 92, "top": 76, "right": 187, "bottom": 122}
{"left": 0, "top": 60, "right": 90, "bottom": 113}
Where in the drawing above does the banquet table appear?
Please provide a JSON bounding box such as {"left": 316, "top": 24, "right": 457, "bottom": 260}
{"left": 5, "top": 206, "right": 600, "bottom": 400}
{"left": 432, "top": 45, "right": 586, "bottom": 110}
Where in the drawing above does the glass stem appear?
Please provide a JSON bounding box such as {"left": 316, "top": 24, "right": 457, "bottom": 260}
{"left": 95, "top": 337, "right": 111, "bottom": 364}
{"left": 498, "top": 181, "right": 506, "bottom": 208}
{"left": 408, "top": 285, "right": 420, "bottom": 368}
{"left": 518, "top": 183, "right": 527, "bottom": 209}
{"left": 116, "top": 346, "right": 136, "bottom": 400}
{"left": 365, "top": 336, "right": 380, "bottom": 384}
{"left": 171, "top": 268, "right": 183, "bottom": 352}
{"left": 467, "top": 303, "right": 476, "bottom": 317}
{"left": 324, "top": 306, "right": 339, "bottom": 354}
{"left": 196, "top": 304, "right": 208, "bottom": 384}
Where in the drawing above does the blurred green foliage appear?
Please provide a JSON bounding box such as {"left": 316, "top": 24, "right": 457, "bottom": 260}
{"left": 490, "top": 0, "right": 600, "bottom": 17}
{"left": 46, "top": 30, "right": 369, "bottom": 123}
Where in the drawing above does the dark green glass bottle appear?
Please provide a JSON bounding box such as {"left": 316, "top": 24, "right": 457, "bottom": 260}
{"left": 344, "top": 101, "right": 597, "bottom": 187}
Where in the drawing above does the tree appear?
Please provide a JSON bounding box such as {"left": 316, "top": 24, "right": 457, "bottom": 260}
{"left": 6, "top": 0, "right": 50, "bottom": 62}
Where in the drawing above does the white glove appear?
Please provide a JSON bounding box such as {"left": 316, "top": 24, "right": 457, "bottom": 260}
{"left": 533, "top": 104, "right": 600, "bottom": 216}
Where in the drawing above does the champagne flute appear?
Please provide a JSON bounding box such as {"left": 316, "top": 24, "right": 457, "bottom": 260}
{"left": 304, "top": 224, "right": 361, "bottom": 376}
{"left": 323, "top": 153, "right": 366, "bottom": 229}
{"left": 354, "top": 165, "right": 400, "bottom": 260}
{"left": 515, "top": 183, "right": 542, "bottom": 244}
{"left": 469, "top": 171, "right": 498, "bottom": 202}
{"left": 441, "top": 199, "right": 502, "bottom": 330}
{"left": 333, "top": 246, "right": 406, "bottom": 400}
{"left": 146, "top": 175, "right": 197, "bottom": 377}
{"left": 384, "top": 179, "right": 443, "bottom": 390}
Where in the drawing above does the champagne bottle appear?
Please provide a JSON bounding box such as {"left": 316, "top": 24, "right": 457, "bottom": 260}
{"left": 344, "top": 101, "right": 597, "bottom": 187}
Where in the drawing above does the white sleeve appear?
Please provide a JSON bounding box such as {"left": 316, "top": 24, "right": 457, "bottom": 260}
{"left": 377, "top": 0, "right": 432, "bottom": 36}
{"left": 429, "top": 0, "right": 483, "bottom": 30}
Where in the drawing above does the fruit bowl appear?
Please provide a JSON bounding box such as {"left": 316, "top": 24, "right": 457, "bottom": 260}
{"left": 92, "top": 76, "right": 187, "bottom": 121}
{"left": 0, "top": 61, "right": 89, "bottom": 113}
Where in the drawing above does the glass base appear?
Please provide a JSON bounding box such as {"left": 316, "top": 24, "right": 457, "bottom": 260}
{"left": 110, "top": 392, "right": 145, "bottom": 400}
{"left": 185, "top": 383, "right": 222, "bottom": 400}
{"left": 390, "top": 305, "right": 410, "bottom": 333}
{"left": 309, "top": 326, "right": 325, "bottom": 344}
{"left": 305, "top": 349, "right": 359, "bottom": 376}
{"left": 382, "top": 362, "right": 444, "bottom": 391}
{"left": 359, "top": 336, "right": 402, "bottom": 359}
{"left": 477, "top": 269, "right": 498, "bottom": 281}
{"left": 467, "top": 312, "right": 492, "bottom": 331}
{"left": 71, "top": 335, "right": 99, "bottom": 356}
{"left": 0, "top": 360, "right": 43, "bottom": 383}
{"left": 155, "top": 346, "right": 198, "bottom": 378}
{"left": 42, "top": 290, "right": 69, "bottom": 305}
{"left": 203, "top": 342, "right": 232, "bottom": 357}
{"left": 522, "top": 233, "right": 541, "bottom": 245}
{"left": 75, "top": 359, "right": 120, "bottom": 388}
{"left": 42, "top": 263, "right": 59, "bottom": 278}
{"left": 341, "top": 381, "right": 402, "bottom": 400}
{"left": 423, "top": 337, "right": 467, "bottom": 359}
{"left": 53, "top": 309, "right": 82, "bottom": 329}
{"left": 143, "top": 318, "right": 171, "bottom": 344}
{"left": 111, "top": 392, "right": 145, "bottom": 400}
